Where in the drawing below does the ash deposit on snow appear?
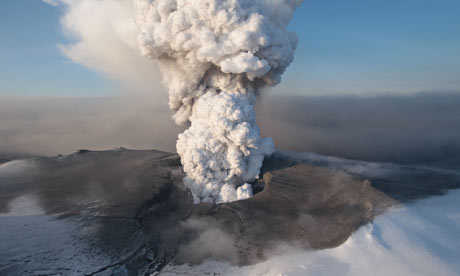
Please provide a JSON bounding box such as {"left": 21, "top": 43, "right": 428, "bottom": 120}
{"left": 134, "top": 0, "right": 303, "bottom": 203}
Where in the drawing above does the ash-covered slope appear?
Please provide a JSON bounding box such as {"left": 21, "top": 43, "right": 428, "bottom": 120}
{"left": 142, "top": 162, "right": 394, "bottom": 267}
{"left": 1, "top": 148, "right": 458, "bottom": 275}
{"left": 0, "top": 149, "right": 176, "bottom": 275}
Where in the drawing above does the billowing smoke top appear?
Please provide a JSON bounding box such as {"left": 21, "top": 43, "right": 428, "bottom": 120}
{"left": 134, "top": 0, "right": 303, "bottom": 203}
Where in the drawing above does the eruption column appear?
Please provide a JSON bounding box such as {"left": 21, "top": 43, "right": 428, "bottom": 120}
{"left": 134, "top": 0, "right": 303, "bottom": 203}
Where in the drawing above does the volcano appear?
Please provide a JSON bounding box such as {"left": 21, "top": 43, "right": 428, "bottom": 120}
{"left": 2, "top": 148, "right": 459, "bottom": 275}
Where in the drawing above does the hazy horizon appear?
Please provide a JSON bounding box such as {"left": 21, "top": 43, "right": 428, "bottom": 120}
{"left": 2, "top": 91, "right": 459, "bottom": 170}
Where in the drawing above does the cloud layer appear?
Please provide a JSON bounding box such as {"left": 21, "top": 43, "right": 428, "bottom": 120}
{"left": 2, "top": 92, "right": 459, "bottom": 170}
{"left": 256, "top": 91, "right": 460, "bottom": 169}
{"left": 0, "top": 96, "right": 182, "bottom": 157}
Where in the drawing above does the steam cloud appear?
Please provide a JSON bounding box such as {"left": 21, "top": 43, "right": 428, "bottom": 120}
{"left": 133, "top": 0, "right": 303, "bottom": 203}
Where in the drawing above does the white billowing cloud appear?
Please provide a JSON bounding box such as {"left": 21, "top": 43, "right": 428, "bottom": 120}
{"left": 176, "top": 91, "right": 274, "bottom": 203}
{"left": 134, "top": 0, "right": 303, "bottom": 203}
{"left": 134, "top": 0, "right": 301, "bottom": 124}
{"left": 45, "top": 0, "right": 162, "bottom": 92}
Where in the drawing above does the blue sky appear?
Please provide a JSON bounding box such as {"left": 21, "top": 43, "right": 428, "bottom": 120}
{"left": 0, "top": 0, "right": 115, "bottom": 97}
{"left": 284, "top": 0, "right": 460, "bottom": 95}
{"left": 1, "top": 0, "right": 459, "bottom": 97}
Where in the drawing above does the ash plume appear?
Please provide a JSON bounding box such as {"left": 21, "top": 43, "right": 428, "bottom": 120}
{"left": 134, "top": 0, "right": 303, "bottom": 203}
